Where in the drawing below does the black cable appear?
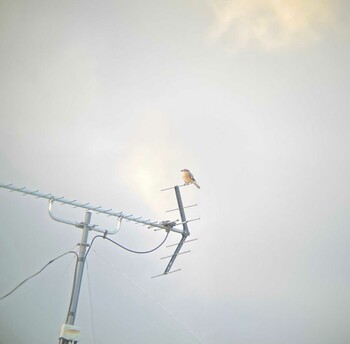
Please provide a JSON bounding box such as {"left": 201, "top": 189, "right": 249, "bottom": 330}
{"left": 85, "top": 231, "right": 170, "bottom": 259}
{"left": 0, "top": 250, "right": 78, "bottom": 301}
{"left": 85, "top": 235, "right": 102, "bottom": 259}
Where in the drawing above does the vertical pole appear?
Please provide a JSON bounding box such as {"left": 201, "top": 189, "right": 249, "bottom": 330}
{"left": 174, "top": 186, "right": 189, "bottom": 236}
{"left": 59, "top": 211, "right": 91, "bottom": 344}
{"left": 163, "top": 186, "right": 190, "bottom": 274}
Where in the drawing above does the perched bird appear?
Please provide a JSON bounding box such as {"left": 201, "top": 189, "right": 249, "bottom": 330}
{"left": 181, "top": 169, "right": 200, "bottom": 189}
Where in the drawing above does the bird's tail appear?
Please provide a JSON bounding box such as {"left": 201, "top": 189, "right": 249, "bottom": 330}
{"left": 193, "top": 181, "right": 200, "bottom": 189}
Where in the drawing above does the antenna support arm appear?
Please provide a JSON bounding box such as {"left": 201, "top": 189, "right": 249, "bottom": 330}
{"left": 48, "top": 199, "right": 122, "bottom": 235}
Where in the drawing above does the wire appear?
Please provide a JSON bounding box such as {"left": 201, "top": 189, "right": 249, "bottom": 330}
{"left": 90, "top": 247, "right": 203, "bottom": 343}
{"left": 85, "top": 231, "right": 170, "bottom": 259}
{"left": 86, "top": 261, "right": 97, "bottom": 344}
{"left": 0, "top": 250, "right": 78, "bottom": 301}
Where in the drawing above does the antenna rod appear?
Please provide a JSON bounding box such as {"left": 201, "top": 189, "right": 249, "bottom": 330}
{"left": 0, "top": 183, "right": 177, "bottom": 232}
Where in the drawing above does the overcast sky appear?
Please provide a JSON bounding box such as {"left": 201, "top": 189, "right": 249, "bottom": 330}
{"left": 0, "top": 0, "right": 349, "bottom": 343}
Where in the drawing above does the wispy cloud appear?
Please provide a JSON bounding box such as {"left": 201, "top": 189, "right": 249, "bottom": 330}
{"left": 209, "top": 0, "right": 338, "bottom": 51}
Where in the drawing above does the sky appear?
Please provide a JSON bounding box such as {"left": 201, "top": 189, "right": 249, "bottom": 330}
{"left": 0, "top": 0, "right": 349, "bottom": 343}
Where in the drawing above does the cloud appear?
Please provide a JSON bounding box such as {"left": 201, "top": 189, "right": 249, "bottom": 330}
{"left": 209, "top": 0, "right": 338, "bottom": 51}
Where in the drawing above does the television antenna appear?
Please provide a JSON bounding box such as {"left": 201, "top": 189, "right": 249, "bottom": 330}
{"left": 0, "top": 182, "right": 199, "bottom": 343}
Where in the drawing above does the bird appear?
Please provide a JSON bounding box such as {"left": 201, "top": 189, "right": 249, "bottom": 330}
{"left": 181, "top": 169, "right": 200, "bottom": 189}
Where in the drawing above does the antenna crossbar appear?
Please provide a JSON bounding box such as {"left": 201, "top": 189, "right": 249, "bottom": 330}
{"left": 165, "top": 204, "right": 197, "bottom": 213}
{"left": 160, "top": 250, "right": 191, "bottom": 260}
{"left": 166, "top": 238, "right": 198, "bottom": 248}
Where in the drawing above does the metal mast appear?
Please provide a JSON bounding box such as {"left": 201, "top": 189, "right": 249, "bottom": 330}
{"left": 0, "top": 182, "right": 199, "bottom": 342}
{"left": 59, "top": 211, "right": 91, "bottom": 344}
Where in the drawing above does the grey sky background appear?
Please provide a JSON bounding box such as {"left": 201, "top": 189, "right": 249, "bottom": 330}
{"left": 0, "top": 0, "right": 349, "bottom": 343}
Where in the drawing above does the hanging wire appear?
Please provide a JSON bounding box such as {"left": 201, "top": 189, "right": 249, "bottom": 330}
{"left": 86, "top": 261, "right": 97, "bottom": 344}
{"left": 85, "top": 231, "right": 170, "bottom": 259}
{"left": 89, "top": 247, "right": 203, "bottom": 343}
{"left": 0, "top": 250, "right": 78, "bottom": 301}
{"left": 57, "top": 245, "right": 80, "bottom": 282}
